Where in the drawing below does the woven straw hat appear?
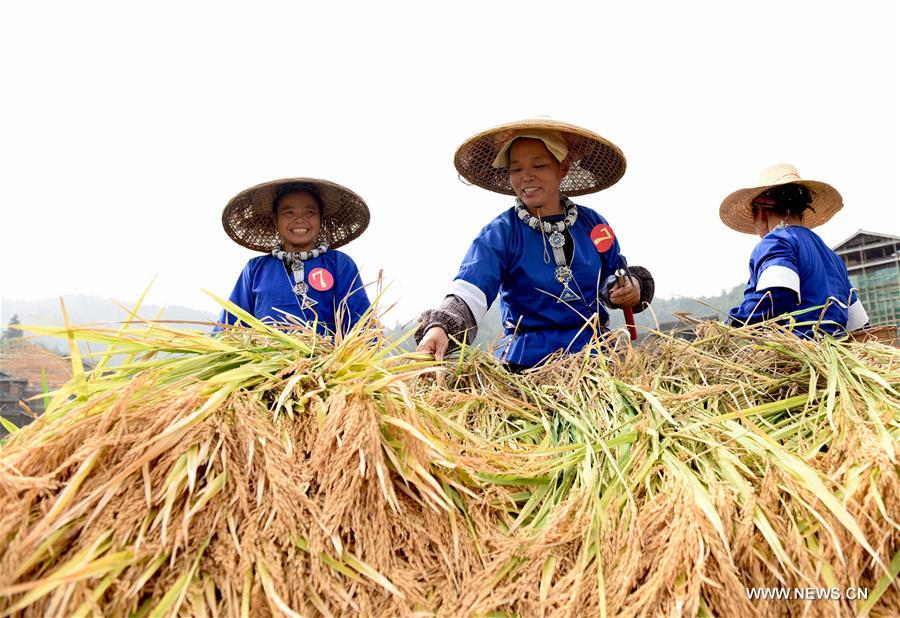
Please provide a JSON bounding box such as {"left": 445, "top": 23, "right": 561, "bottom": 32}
{"left": 719, "top": 164, "right": 843, "bottom": 234}
{"left": 222, "top": 178, "right": 370, "bottom": 252}
{"left": 454, "top": 119, "right": 627, "bottom": 196}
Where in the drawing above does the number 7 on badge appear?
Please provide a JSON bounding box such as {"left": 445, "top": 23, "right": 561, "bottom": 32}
{"left": 308, "top": 267, "right": 334, "bottom": 292}
{"left": 590, "top": 224, "right": 615, "bottom": 253}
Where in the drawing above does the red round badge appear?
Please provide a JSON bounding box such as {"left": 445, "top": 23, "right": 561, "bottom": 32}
{"left": 307, "top": 267, "right": 334, "bottom": 292}
{"left": 590, "top": 224, "right": 615, "bottom": 253}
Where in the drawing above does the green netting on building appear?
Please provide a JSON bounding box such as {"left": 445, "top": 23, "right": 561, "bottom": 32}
{"left": 851, "top": 264, "right": 900, "bottom": 326}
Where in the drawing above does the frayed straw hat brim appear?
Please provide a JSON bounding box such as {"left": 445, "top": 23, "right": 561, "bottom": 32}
{"left": 454, "top": 119, "right": 627, "bottom": 196}
{"left": 719, "top": 179, "right": 843, "bottom": 234}
{"left": 222, "top": 177, "right": 370, "bottom": 252}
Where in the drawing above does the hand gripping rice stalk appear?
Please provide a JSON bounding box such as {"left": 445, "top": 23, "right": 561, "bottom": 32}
{"left": 0, "top": 303, "right": 898, "bottom": 617}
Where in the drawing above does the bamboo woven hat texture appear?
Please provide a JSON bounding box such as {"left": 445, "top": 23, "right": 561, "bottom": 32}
{"left": 454, "top": 119, "right": 627, "bottom": 196}
{"left": 222, "top": 177, "right": 370, "bottom": 252}
{"left": 719, "top": 164, "right": 843, "bottom": 234}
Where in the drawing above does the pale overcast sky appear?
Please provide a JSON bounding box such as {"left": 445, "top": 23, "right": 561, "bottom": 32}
{"left": 2, "top": 1, "right": 898, "bottom": 326}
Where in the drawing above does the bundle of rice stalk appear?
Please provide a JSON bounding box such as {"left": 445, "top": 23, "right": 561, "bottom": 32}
{"left": 1, "top": 302, "right": 481, "bottom": 617}
{"left": 0, "top": 302, "right": 898, "bottom": 617}
{"left": 419, "top": 322, "right": 900, "bottom": 616}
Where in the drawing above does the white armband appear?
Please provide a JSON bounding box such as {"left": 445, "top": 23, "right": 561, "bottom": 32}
{"left": 447, "top": 279, "right": 489, "bottom": 326}
{"left": 846, "top": 299, "right": 869, "bottom": 331}
{"left": 756, "top": 265, "right": 801, "bottom": 303}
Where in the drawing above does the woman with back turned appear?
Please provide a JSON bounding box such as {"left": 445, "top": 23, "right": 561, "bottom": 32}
{"left": 722, "top": 164, "right": 868, "bottom": 337}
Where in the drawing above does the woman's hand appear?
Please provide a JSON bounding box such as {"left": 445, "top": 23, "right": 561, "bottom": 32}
{"left": 610, "top": 276, "right": 641, "bottom": 309}
{"left": 416, "top": 326, "right": 449, "bottom": 361}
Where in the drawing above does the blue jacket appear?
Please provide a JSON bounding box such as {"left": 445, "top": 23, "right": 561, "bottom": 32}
{"left": 451, "top": 204, "right": 625, "bottom": 367}
{"left": 217, "top": 251, "right": 370, "bottom": 336}
{"left": 728, "top": 226, "right": 868, "bottom": 337}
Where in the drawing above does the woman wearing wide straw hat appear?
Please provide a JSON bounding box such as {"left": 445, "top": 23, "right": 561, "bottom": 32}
{"left": 722, "top": 163, "right": 868, "bottom": 337}
{"left": 415, "top": 119, "right": 655, "bottom": 370}
{"left": 217, "top": 177, "right": 371, "bottom": 335}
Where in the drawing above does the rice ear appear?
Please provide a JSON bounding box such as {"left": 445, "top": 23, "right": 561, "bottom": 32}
{"left": 1, "top": 313, "right": 897, "bottom": 616}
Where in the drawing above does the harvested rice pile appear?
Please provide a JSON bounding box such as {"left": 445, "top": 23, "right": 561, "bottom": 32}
{"left": 0, "top": 311, "right": 898, "bottom": 617}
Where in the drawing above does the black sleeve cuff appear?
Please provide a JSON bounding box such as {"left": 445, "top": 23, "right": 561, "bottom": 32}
{"left": 629, "top": 265, "right": 654, "bottom": 313}
{"left": 414, "top": 295, "right": 479, "bottom": 350}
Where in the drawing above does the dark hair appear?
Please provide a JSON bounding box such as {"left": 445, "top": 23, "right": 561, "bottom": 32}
{"left": 272, "top": 182, "right": 325, "bottom": 216}
{"left": 752, "top": 183, "right": 816, "bottom": 219}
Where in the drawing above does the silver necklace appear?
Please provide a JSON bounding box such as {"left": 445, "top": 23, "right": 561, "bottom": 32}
{"left": 271, "top": 244, "right": 328, "bottom": 308}
{"left": 514, "top": 198, "right": 580, "bottom": 302}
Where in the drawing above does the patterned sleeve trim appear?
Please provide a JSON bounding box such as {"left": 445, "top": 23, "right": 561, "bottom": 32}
{"left": 414, "top": 294, "right": 479, "bottom": 350}
{"left": 598, "top": 265, "right": 655, "bottom": 313}
{"left": 629, "top": 265, "right": 654, "bottom": 313}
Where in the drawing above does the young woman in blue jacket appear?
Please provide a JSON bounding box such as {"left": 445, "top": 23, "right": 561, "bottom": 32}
{"left": 217, "top": 177, "right": 371, "bottom": 336}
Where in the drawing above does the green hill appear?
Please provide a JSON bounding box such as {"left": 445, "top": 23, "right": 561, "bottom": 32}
{"left": 1, "top": 296, "right": 215, "bottom": 356}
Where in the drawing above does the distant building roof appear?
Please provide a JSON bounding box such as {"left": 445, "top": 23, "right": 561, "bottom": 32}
{"left": 833, "top": 229, "right": 900, "bottom": 252}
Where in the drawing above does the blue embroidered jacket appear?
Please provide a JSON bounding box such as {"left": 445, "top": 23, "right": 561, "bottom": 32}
{"left": 728, "top": 226, "right": 867, "bottom": 337}
{"left": 450, "top": 204, "right": 626, "bottom": 368}
{"left": 216, "top": 251, "right": 370, "bottom": 336}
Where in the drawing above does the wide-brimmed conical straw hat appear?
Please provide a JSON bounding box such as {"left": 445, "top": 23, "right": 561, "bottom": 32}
{"left": 454, "top": 119, "right": 627, "bottom": 196}
{"left": 222, "top": 177, "right": 370, "bottom": 252}
{"left": 719, "top": 164, "right": 843, "bottom": 234}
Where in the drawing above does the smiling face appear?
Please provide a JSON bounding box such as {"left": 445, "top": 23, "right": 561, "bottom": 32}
{"left": 275, "top": 191, "right": 322, "bottom": 251}
{"left": 507, "top": 138, "right": 569, "bottom": 216}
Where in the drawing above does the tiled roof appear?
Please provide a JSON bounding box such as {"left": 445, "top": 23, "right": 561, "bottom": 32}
{"left": 0, "top": 339, "right": 73, "bottom": 390}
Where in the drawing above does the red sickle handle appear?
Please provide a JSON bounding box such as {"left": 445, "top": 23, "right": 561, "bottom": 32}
{"left": 623, "top": 306, "right": 637, "bottom": 340}
{"left": 615, "top": 267, "right": 638, "bottom": 341}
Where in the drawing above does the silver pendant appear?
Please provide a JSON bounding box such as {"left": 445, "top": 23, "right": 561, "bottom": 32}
{"left": 291, "top": 260, "right": 304, "bottom": 271}
{"left": 293, "top": 282, "right": 309, "bottom": 296}
{"left": 548, "top": 231, "right": 565, "bottom": 249}
{"left": 558, "top": 285, "right": 580, "bottom": 302}
{"left": 554, "top": 266, "right": 580, "bottom": 302}
{"left": 554, "top": 265, "right": 573, "bottom": 284}
{"left": 301, "top": 296, "right": 318, "bottom": 309}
